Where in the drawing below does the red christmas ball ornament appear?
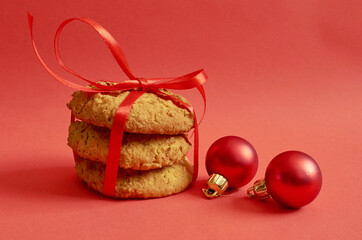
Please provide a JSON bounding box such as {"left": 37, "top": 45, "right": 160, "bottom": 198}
{"left": 203, "top": 136, "right": 258, "bottom": 198}
{"left": 247, "top": 151, "right": 322, "bottom": 208}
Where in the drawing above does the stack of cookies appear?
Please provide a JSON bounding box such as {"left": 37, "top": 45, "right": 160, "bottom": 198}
{"left": 66, "top": 89, "right": 195, "bottom": 198}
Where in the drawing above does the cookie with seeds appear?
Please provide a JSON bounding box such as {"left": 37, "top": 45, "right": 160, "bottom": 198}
{"left": 67, "top": 89, "right": 194, "bottom": 134}
{"left": 68, "top": 121, "right": 191, "bottom": 170}
{"left": 75, "top": 156, "right": 193, "bottom": 198}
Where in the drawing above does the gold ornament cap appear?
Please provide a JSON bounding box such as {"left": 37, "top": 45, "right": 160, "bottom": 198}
{"left": 202, "top": 173, "right": 229, "bottom": 198}
{"left": 247, "top": 178, "right": 271, "bottom": 200}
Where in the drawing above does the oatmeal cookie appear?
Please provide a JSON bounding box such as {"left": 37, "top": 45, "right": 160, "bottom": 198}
{"left": 68, "top": 121, "right": 191, "bottom": 170}
{"left": 67, "top": 89, "right": 194, "bottom": 134}
{"left": 75, "top": 156, "right": 193, "bottom": 198}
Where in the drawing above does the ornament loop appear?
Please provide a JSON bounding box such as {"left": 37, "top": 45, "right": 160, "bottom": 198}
{"left": 247, "top": 187, "right": 256, "bottom": 198}
{"left": 202, "top": 188, "right": 219, "bottom": 198}
{"left": 202, "top": 173, "right": 229, "bottom": 198}
{"left": 247, "top": 179, "right": 271, "bottom": 200}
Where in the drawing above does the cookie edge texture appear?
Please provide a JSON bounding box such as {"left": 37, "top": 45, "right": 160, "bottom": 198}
{"left": 75, "top": 156, "right": 193, "bottom": 199}
{"left": 67, "top": 90, "right": 194, "bottom": 134}
{"left": 68, "top": 121, "right": 191, "bottom": 170}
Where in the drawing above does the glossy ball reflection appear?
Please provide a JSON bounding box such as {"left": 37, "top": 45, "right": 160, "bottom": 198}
{"left": 265, "top": 151, "right": 322, "bottom": 208}
{"left": 206, "top": 136, "right": 258, "bottom": 189}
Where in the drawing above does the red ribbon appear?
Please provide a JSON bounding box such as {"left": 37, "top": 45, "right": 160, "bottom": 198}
{"left": 28, "top": 12, "right": 207, "bottom": 197}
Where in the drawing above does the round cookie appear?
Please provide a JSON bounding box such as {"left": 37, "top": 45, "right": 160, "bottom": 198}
{"left": 67, "top": 89, "right": 194, "bottom": 134}
{"left": 75, "top": 156, "right": 193, "bottom": 198}
{"left": 68, "top": 121, "right": 191, "bottom": 170}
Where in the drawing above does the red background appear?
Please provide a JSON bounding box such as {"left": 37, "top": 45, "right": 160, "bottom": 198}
{"left": 1, "top": 0, "right": 361, "bottom": 239}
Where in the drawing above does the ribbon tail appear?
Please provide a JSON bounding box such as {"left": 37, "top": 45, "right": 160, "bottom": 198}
{"left": 190, "top": 110, "right": 199, "bottom": 186}
{"left": 196, "top": 85, "right": 207, "bottom": 126}
{"left": 147, "top": 89, "right": 201, "bottom": 186}
{"left": 70, "top": 113, "right": 79, "bottom": 160}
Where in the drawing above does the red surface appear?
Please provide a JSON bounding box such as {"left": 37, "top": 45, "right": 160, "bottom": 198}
{"left": 1, "top": 0, "right": 361, "bottom": 239}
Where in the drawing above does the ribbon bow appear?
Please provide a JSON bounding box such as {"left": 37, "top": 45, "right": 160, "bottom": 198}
{"left": 28, "top": 13, "right": 207, "bottom": 197}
